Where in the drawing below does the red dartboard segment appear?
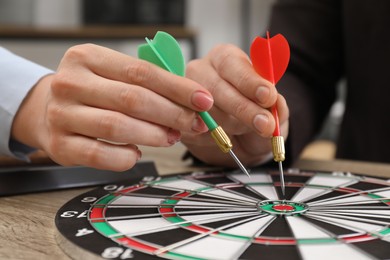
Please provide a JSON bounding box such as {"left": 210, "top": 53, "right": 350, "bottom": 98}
{"left": 273, "top": 204, "right": 295, "bottom": 212}
{"left": 254, "top": 237, "right": 296, "bottom": 245}
{"left": 117, "top": 237, "right": 158, "bottom": 252}
{"left": 117, "top": 184, "right": 144, "bottom": 194}
{"left": 341, "top": 234, "right": 376, "bottom": 243}
{"left": 90, "top": 207, "right": 105, "bottom": 221}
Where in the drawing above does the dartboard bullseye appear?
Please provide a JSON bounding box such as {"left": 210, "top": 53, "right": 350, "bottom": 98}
{"left": 258, "top": 200, "right": 308, "bottom": 216}
{"left": 55, "top": 168, "right": 390, "bottom": 260}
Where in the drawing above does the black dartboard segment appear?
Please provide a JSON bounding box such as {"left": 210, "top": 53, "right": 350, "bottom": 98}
{"left": 55, "top": 169, "right": 390, "bottom": 260}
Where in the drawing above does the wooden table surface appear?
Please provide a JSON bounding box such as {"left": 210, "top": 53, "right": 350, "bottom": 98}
{"left": 0, "top": 144, "right": 389, "bottom": 259}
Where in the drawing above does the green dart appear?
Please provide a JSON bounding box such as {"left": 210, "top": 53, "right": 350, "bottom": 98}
{"left": 138, "top": 31, "right": 250, "bottom": 177}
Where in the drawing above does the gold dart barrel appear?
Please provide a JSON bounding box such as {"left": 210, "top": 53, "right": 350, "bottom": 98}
{"left": 272, "top": 136, "right": 285, "bottom": 162}
{"left": 272, "top": 135, "right": 286, "bottom": 198}
{"left": 210, "top": 126, "right": 232, "bottom": 153}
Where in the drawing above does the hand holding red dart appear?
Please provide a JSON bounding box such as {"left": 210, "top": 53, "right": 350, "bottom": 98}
{"left": 250, "top": 31, "right": 290, "bottom": 197}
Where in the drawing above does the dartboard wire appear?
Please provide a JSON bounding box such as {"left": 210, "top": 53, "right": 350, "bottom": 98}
{"left": 291, "top": 189, "right": 330, "bottom": 204}
{"left": 304, "top": 213, "right": 390, "bottom": 240}
{"left": 306, "top": 209, "right": 390, "bottom": 219}
{"left": 234, "top": 183, "right": 278, "bottom": 201}
{"left": 307, "top": 210, "right": 390, "bottom": 223}
{"left": 287, "top": 215, "right": 380, "bottom": 260}
{"left": 153, "top": 214, "right": 270, "bottom": 257}
{"left": 302, "top": 215, "right": 366, "bottom": 239}
{"left": 305, "top": 212, "right": 390, "bottom": 231}
{"left": 130, "top": 173, "right": 278, "bottom": 204}
{"left": 308, "top": 197, "right": 390, "bottom": 207}
{"left": 290, "top": 177, "right": 360, "bottom": 203}
{"left": 160, "top": 184, "right": 259, "bottom": 206}
{"left": 310, "top": 205, "right": 390, "bottom": 210}
{"left": 106, "top": 204, "right": 255, "bottom": 210}
{"left": 285, "top": 214, "right": 347, "bottom": 259}
{"left": 172, "top": 207, "right": 258, "bottom": 217}
{"left": 196, "top": 184, "right": 264, "bottom": 205}
{"left": 99, "top": 196, "right": 390, "bottom": 210}
{"left": 290, "top": 184, "right": 346, "bottom": 204}
{"left": 190, "top": 175, "right": 271, "bottom": 203}
{"left": 216, "top": 174, "right": 279, "bottom": 201}
{"left": 227, "top": 173, "right": 278, "bottom": 200}
{"left": 106, "top": 211, "right": 263, "bottom": 239}
{"left": 231, "top": 215, "right": 278, "bottom": 258}
{"left": 104, "top": 194, "right": 257, "bottom": 208}
{"left": 110, "top": 191, "right": 258, "bottom": 207}
{"left": 306, "top": 187, "right": 390, "bottom": 206}
{"left": 89, "top": 207, "right": 258, "bottom": 221}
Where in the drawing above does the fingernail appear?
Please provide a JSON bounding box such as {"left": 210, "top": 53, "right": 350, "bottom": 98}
{"left": 191, "top": 91, "right": 214, "bottom": 111}
{"left": 192, "top": 115, "right": 208, "bottom": 132}
{"left": 253, "top": 114, "right": 269, "bottom": 134}
{"left": 136, "top": 149, "right": 142, "bottom": 161}
{"left": 167, "top": 128, "right": 181, "bottom": 145}
{"left": 255, "top": 86, "right": 270, "bottom": 105}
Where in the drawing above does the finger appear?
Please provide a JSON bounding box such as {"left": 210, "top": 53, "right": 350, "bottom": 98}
{"left": 181, "top": 128, "right": 213, "bottom": 146}
{"left": 206, "top": 106, "right": 249, "bottom": 135}
{"left": 276, "top": 94, "right": 289, "bottom": 125}
{"left": 275, "top": 94, "right": 289, "bottom": 138}
{"left": 187, "top": 58, "right": 276, "bottom": 137}
{"left": 50, "top": 105, "right": 183, "bottom": 147}
{"left": 59, "top": 44, "right": 214, "bottom": 112}
{"left": 49, "top": 135, "right": 142, "bottom": 172}
{"left": 51, "top": 75, "right": 208, "bottom": 133}
{"left": 208, "top": 44, "right": 278, "bottom": 107}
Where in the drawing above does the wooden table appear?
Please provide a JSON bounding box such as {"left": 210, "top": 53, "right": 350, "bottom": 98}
{"left": 0, "top": 144, "right": 389, "bottom": 259}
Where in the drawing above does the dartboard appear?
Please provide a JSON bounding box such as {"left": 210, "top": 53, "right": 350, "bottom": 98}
{"left": 55, "top": 168, "right": 390, "bottom": 260}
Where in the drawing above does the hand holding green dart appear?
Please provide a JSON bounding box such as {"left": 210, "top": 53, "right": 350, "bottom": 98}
{"left": 138, "top": 31, "right": 250, "bottom": 177}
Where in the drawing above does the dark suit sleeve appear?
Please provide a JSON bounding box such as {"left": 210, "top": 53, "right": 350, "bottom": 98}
{"left": 268, "top": 0, "right": 344, "bottom": 163}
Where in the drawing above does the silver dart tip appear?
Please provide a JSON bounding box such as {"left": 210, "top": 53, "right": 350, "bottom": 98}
{"left": 228, "top": 150, "right": 251, "bottom": 178}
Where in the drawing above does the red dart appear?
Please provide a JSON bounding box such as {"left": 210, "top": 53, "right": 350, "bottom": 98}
{"left": 250, "top": 31, "right": 290, "bottom": 197}
{"left": 250, "top": 31, "right": 290, "bottom": 136}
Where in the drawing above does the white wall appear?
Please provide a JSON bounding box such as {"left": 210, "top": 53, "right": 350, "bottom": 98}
{"left": 0, "top": 0, "right": 274, "bottom": 68}
{"left": 33, "top": 0, "right": 81, "bottom": 27}
{"left": 187, "top": 0, "right": 242, "bottom": 57}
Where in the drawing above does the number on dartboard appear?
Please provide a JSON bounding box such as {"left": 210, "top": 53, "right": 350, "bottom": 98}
{"left": 104, "top": 184, "right": 126, "bottom": 191}
{"left": 60, "top": 210, "right": 88, "bottom": 218}
{"left": 141, "top": 176, "right": 161, "bottom": 182}
{"left": 101, "top": 247, "right": 134, "bottom": 259}
{"left": 75, "top": 228, "right": 94, "bottom": 237}
{"left": 81, "top": 197, "right": 97, "bottom": 203}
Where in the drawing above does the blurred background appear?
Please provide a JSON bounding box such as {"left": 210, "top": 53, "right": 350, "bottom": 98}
{"left": 0, "top": 0, "right": 275, "bottom": 69}
{"left": 0, "top": 0, "right": 343, "bottom": 159}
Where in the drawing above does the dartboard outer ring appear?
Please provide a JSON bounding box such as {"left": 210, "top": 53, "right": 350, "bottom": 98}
{"left": 55, "top": 168, "right": 390, "bottom": 260}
